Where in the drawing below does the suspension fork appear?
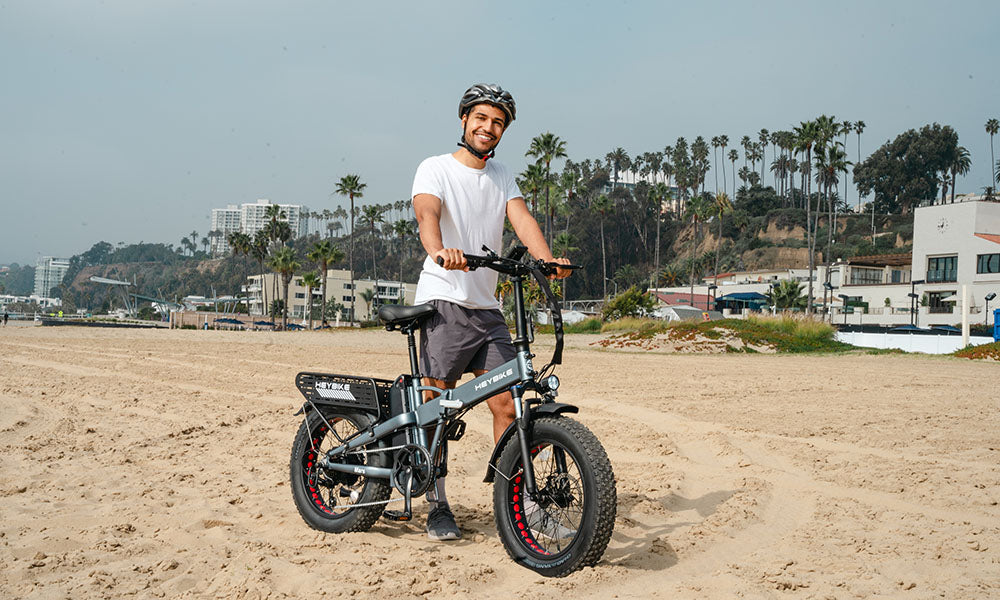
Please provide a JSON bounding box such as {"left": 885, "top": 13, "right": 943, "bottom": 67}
{"left": 512, "top": 386, "right": 539, "bottom": 499}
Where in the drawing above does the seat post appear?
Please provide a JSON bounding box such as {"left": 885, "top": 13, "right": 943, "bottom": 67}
{"left": 405, "top": 325, "right": 421, "bottom": 378}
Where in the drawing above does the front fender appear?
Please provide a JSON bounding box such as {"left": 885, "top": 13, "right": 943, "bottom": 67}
{"left": 482, "top": 402, "right": 579, "bottom": 483}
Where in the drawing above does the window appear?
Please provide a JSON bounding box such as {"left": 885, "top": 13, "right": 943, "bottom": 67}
{"left": 978, "top": 253, "right": 1000, "bottom": 274}
{"left": 342, "top": 295, "right": 353, "bottom": 302}
{"left": 294, "top": 293, "right": 305, "bottom": 299}
{"left": 343, "top": 283, "right": 354, "bottom": 290}
{"left": 849, "top": 267, "right": 883, "bottom": 285}
{"left": 927, "top": 290, "right": 955, "bottom": 314}
{"left": 927, "top": 256, "right": 957, "bottom": 282}
{"left": 890, "top": 269, "right": 910, "bottom": 284}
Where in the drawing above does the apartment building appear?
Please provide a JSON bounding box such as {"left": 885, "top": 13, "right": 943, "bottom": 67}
{"left": 33, "top": 256, "right": 70, "bottom": 297}
{"left": 209, "top": 199, "right": 311, "bottom": 256}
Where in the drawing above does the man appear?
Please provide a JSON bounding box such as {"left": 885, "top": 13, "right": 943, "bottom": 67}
{"left": 411, "top": 83, "right": 569, "bottom": 540}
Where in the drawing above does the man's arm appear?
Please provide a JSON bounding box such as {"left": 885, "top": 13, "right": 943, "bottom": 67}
{"left": 413, "top": 193, "right": 467, "bottom": 270}
{"left": 506, "top": 197, "right": 570, "bottom": 277}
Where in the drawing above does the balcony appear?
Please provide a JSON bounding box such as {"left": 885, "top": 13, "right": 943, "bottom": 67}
{"left": 926, "top": 269, "right": 957, "bottom": 283}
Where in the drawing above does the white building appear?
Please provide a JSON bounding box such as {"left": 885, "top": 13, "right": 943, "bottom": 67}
{"left": 654, "top": 196, "right": 1000, "bottom": 326}
{"left": 209, "top": 206, "right": 242, "bottom": 255}
{"left": 245, "top": 269, "right": 415, "bottom": 323}
{"left": 33, "top": 256, "right": 69, "bottom": 297}
{"left": 209, "top": 199, "right": 311, "bottom": 256}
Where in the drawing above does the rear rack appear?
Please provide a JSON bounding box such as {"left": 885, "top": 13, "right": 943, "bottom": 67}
{"left": 295, "top": 372, "right": 392, "bottom": 418}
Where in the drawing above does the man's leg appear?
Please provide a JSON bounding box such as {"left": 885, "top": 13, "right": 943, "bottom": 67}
{"left": 422, "top": 377, "right": 461, "bottom": 541}
{"left": 472, "top": 370, "right": 516, "bottom": 445}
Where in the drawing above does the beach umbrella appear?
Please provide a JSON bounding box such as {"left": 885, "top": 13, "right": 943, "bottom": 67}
{"left": 254, "top": 320, "right": 275, "bottom": 326}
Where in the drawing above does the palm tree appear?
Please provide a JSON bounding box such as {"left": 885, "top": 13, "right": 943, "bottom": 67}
{"left": 728, "top": 149, "right": 738, "bottom": 199}
{"left": 300, "top": 271, "right": 320, "bottom": 330}
{"left": 853, "top": 120, "right": 866, "bottom": 209}
{"left": 949, "top": 146, "right": 971, "bottom": 201}
{"left": 711, "top": 136, "right": 721, "bottom": 193}
{"left": 360, "top": 204, "right": 384, "bottom": 312}
{"left": 517, "top": 162, "right": 546, "bottom": 220}
{"left": 649, "top": 182, "right": 671, "bottom": 287}
{"left": 605, "top": 147, "right": 629, "bottom": 189}
{"left": 358, "top": 288, "right": 376, "bottom": 321}
{"left": 719, "top": 135, "right": 730, "bottom": 196}
{"left": 684, "top": 195, "right": 713, "bottom": 305}
{"left": 770, "top": 280, "right": 807, "bottom": 310}
{"left": 840, "top": 121, "right": 852, "bottom": 210}
{"left": 392, "top": 219, "right": 415, "bottom": 286}
{"left": 307, "top": 240, "right": 344, "bottom": 326}
{"left": 526, "top": 132, "right": 568, "bottom": 245}
{"left": 758, "top": 128, "right": 770, "bottom": 183}
{"left": 987, "top": 119, "right": 999, "bottom": 188}
{"left": 335, "top": 174, "right": 366, "bottom": 324}
{"left": 794, "top": 119, "right": 820, "bottom": 313}
{"left": 268, "top": 246, "right": 300, "bottom": 330}
{"left": 712, "top": 191, "right": 733, "bottom": 286}
{"left": 591, "top": 194, "right": 613, "bottom": 299}
{"left": 227, "top": 231, "right": 253, "bottom": 313}
{"left": 251, "top": 230, "right": 269, "bottom": 316}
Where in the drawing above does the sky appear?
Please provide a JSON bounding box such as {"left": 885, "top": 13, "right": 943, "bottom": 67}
{"left": 2, "top": 0, "right": 998, "bottom": 265}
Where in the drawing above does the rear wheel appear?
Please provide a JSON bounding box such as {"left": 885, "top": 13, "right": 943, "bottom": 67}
{"left": 290, "top": 408, "right": 391, "bottom": 533}
{"left": 493, "top": 416, "right": 616, "bottom": 577}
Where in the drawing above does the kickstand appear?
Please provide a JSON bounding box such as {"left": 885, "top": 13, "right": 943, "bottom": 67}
{"left": 383, "top": 470, "right": 414, "bottom": 522}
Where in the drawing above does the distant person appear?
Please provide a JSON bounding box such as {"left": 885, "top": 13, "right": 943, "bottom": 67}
{"left": 3, "top": 311, "right": 8, "bottom": 326}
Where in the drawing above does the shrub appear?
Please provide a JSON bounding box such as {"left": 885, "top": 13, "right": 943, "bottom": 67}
{"left": 601, "top": 287, "right": 657, "bottom": 321}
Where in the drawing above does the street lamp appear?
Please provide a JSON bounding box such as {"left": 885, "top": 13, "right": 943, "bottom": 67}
{"left": 838, "top": 293, "right": 850, "bottom": 325}
{"left": 823, "top": 281, "right": 835, "bottom": 321}
{"left": 707, "top": 284, "right": 718, "bottom": 311}
{"left": 910, "top": 279, "right": 925, "bottom": 327}
{"left": 605, "top": 278, "right": 618, "bottom": 298}
{"left": 986, "top": 292, "right": 997, "bottom": 324}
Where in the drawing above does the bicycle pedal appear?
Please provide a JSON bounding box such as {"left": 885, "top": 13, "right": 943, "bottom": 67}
{"left": 445, "top": 419, "right": 466, "bottom": 442}
{"left": 382, "top": 510, "right": 412, "bottom": 522}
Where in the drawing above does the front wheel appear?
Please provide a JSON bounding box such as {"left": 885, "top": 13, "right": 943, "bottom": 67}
{"left": 493, "top": 416, "right": 616, "bottom": 577}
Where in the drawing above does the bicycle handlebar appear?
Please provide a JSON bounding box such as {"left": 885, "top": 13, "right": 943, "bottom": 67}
{"left": 434, "top": 246, "right": 581, "bottom": 367}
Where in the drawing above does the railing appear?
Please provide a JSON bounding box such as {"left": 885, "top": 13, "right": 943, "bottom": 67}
{"left": 926, "top": 269, "right": 957, "bottom": 283}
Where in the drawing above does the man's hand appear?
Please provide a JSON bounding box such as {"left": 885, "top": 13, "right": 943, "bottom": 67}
{"left": 433, "top": 248, "right": 469, "bottom": 271}
{"left": 549, "top": 256, "right": 572, "bottom": 279}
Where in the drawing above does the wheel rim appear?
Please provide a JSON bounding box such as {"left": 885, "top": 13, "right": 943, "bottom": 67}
{"left": 301, "top": 415, "right": 371, "bottom": 517}
{"left": 506, "top": 442, "right": 586, "bottom": 557}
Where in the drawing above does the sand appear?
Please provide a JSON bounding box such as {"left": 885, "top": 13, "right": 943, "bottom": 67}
{"left": 1, "top": 324, "right": 998, "bottom": 599}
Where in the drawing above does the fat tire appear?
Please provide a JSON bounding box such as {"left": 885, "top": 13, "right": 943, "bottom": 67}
{"left": 493, "top": 416, "right": 616, "bottom": 577}
{"left": 289, "top": 409, "right": 391, "bottom": 533}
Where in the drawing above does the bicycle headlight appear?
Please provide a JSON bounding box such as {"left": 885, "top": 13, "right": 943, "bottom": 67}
{"left": 545, "top": 375, "right": 560, "bottom": 392}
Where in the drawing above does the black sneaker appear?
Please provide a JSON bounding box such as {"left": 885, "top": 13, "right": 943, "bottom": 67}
{"left": 426, "top": 504, "right": 461, "bottom": 541}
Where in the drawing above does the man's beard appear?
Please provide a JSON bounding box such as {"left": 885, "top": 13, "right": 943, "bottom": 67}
{"left": 464, "top": 125, "right": 500, "bottom": 155}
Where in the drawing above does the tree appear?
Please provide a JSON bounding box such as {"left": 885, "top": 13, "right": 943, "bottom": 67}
{"left": 683, "top": 194, "right": 713, "bottom": 304}
{"left": 601, "top": 286, "right": 656, "bottom": 320}
{"left": 712, "top": 191, "right": 733, "bottom": 285}
{"left": 335, "top": 174, "right": 366, "bottom": 323}
{"left": 853, "top": 123, "right": 960, "bottom": 214}
{"left": 360, "top": 204, "right": 385, "bottom": 312}
{"left": 251, "top": 230, "right": 269, "bottom": 315}
{"left": 526, "top": 132, "right": 568, "bottom": 245}
{"left": 268, "top": 246, "right": 300, "bottom": 330}
{"left": 307, "top": 240, "right": 344, "bottom": 326}
{"left": 300, "top": 271, "right": 320, "bottom": 330}
{"left": 949, "top": 146, "right": 971, "bottom": 201}
{"left": 392, "top": 219, "right": 415, "bottom": 286}
{"left": 605, "top": 147, "right": 629, "bottom": 189}
{"left": 770, "top": 280, "right": 807, "bottom": 310}
{"left": 227, "top": 231, "right": 253, "bottom": 313}
{"left": 517, "top": 162, "right": 546, "bottom": 220}
{"left": 728, "top": 149, "right": 738, "bottom": 202}
{"left": 591, "top": 194, "right": 613, "bottom": 298}
{"left": 986, "top": 119, "right": 998, "bottom": 187}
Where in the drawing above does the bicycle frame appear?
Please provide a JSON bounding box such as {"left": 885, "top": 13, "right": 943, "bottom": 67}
{"left": 312, "top": 247, "right": 577, "bottom": 508}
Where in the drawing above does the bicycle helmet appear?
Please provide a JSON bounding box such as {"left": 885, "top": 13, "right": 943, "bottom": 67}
{"left": 458, "top": 83, "right": 516, "bottom": 126}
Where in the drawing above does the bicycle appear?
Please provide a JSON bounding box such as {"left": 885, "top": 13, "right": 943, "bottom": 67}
{"left": 288, "top": 245, "right": 616, "bottom": 576}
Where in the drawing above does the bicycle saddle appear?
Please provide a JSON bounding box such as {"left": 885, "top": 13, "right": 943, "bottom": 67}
{"left": 378, "top": 303, "right": 437, "bottom": 327}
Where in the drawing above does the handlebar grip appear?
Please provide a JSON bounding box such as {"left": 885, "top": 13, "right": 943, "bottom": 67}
{"left": 436, "top": 256, "right": 444, "bottom": 267}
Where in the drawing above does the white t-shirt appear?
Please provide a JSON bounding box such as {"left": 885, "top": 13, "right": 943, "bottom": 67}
{"left": 412, "top": 153, "right": 522, "bottom": 309}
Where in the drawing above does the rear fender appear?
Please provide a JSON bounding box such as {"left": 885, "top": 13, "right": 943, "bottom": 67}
{"left": 482, "top": 402, "right": 579, "bottom": 483}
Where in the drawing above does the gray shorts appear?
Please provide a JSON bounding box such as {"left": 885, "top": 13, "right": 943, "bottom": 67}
{"left": 418, "top": 300, "right": 516, "bottom": 383}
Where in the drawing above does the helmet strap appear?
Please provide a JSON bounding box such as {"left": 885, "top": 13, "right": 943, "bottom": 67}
{"left": 457, "top": 137, "right": 494, "bottom": 162}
